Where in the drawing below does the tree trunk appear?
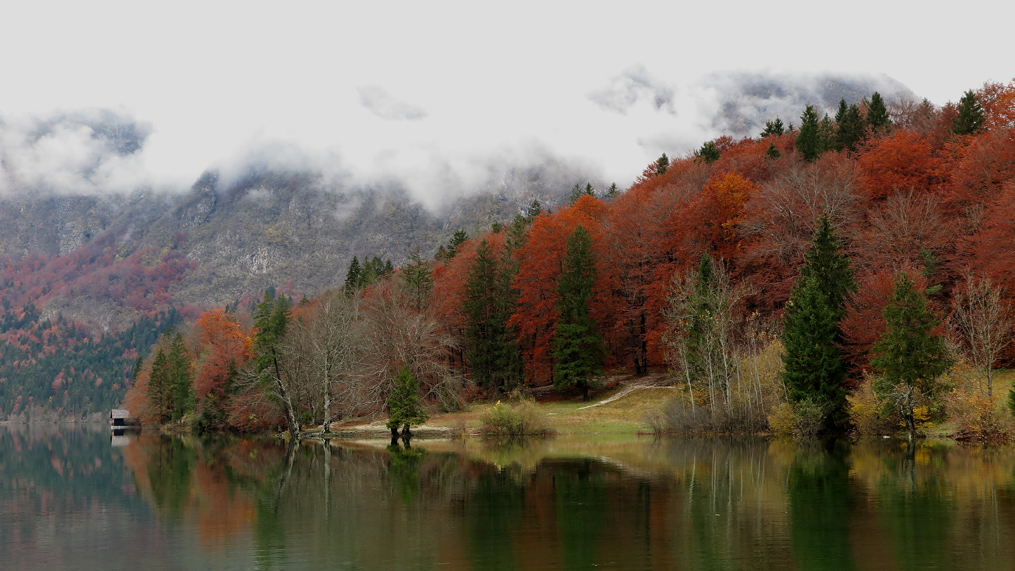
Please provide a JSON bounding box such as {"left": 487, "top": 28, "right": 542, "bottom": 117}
{"left": 902, "top": 388, "right": 916, "bottom": 442}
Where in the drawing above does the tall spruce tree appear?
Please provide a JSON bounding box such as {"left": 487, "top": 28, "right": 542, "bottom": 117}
{"left": 796, "top": 105, "right": 825, "bottom": 162}
{"left": 552, "top": 225, "right": 604, "bottom": 400}
{"left": 866, "top": 92, "right": 892, "bottom": 133}
{"left": 147, "top": 348, "right": 171, "bottom": 423}
{"left": 446, "top": 230, "right": 469, "bottom": 260}
{"left": 781, "top": 280, "right": 845, "bottom": 413}
{"left": 463, "top": 230, "right": 524, "bottom": 391}
{"left": 952, "top": 90, "right": 985, "bottom": 135}
{"left": 781, "top": 215, "right": 856, "bottom": 427}
{"left": 166, "top": 332, "right": 193, "bottom": 421}
{"left": 836, "top": 103, "right": 866, "bottom": 153}
{"left": 870, "top": 272, "right": 953, "bottom": 440}
{"left": 798, "top": 214, "right": 856, "bottom": 323}
{"left": 344, "top": 256, "right": 362, "bottom": 294}
{"left": 835, "top": 99, "right": 848, "bottom": 124}
{"left": 762, "top": 117, "right": 785, "bottom": 138}
{"left": 819, "top": 114, "right": 836, "bottom": 153}
{"left": 495, "top": 217, "right": 526, "bottom": 386}
{"left": 463, "top": 239, "right": 502, "bottom": 387}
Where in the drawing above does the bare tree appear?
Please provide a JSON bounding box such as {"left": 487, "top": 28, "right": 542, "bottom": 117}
{"left": 278, "top": 292, "right": 366, "bottom": 432}
{"left": 952, "top": 274, "right": 1013, "bottom": 397}
{"left": 361, "top": 281, "right": 463, "bottom": 412}
{"left": 663, "top": 257, "right": 752, "bottom": 419}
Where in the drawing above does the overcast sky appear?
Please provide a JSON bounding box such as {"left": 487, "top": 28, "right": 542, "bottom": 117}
{"left": 0, "top": 0, "right": 1011, "bottom": 202}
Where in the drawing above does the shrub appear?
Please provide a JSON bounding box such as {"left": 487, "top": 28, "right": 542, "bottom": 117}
{"left": 847, "top": 373, "right": 901, "bottom": 437}
{"left": 656, "top": 336, "right": 786, "bottom": 435}
{"left": 652, "top": 395, "right": 772, "bottom": 435}
{"left": 767, "top": 403, "right": 796, "bottom": 436}
{"left": 792, "top": 399, "right": 827, "bottom": 436}
{"left": 946, "top": 386, "right": 1013, "bottom": 443}
{"left": 766, "top": 400, "right": 826, "bottom": 437}
{"left": 479, "top": 400, "right": 552, "bottom": 438}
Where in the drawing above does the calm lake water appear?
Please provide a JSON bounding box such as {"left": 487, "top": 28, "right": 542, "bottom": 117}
{"left": 3, "top": 425, "right": 1015, "bottom": 570}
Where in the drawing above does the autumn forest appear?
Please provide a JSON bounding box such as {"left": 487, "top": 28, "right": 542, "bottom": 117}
{"left": 4, "top": 79, "right": 1015, "bottom": 440}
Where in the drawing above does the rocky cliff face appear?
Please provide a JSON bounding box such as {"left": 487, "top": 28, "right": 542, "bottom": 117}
{"left": 0, "top": 165, "right": 581, "bottom": 326}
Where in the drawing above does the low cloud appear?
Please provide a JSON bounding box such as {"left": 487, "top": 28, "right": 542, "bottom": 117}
{"left": 588, "top": 65, "right": 677, "bottom": 115}
{"left": 0, "top": 71, "right": 920, "bottom": 209}
{"left": 699, "top": 71, "right": 918, "bottom": 137}
{"left": 0, "top": 108, "right": 155, "bottom": 195}
{"left": 358, "top": 86, "right": 428, "bottom": 121}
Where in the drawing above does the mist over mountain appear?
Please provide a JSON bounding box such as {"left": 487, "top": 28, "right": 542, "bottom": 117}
{"left": 704, "top": 72, "right": 917, "bottom": 137}
{"left": 0, "top": 71, "right": 919, "bottom": 330}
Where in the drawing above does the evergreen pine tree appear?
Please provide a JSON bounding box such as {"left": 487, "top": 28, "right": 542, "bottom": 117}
{"left": 344, "top": 256, "right": 362, "bottom": 294}
{"left": 147, "top": 348, "right": 170, "bottom": 423}
{"left": 780, "top": 214, "right": 856, "bottom": 427}
{"left": 400, "top": 246, "right": 434, "bottom": 312}
{"left": 796, "top": 105, "right": 824, "bottom": 162}
{"left": 495, "top": 217, "right": 526, "bottom": 387}
{"left": 552, "top": 225, "right": 605, "bottom": 400}
{"left": 386, "top": 367, "right": 429, "bottom": 440}
{"left": 835, "top": 99, "right": 848, "bottom": 124}
{"left": 952, "top": 90, "right": 985, "bottom": 135}
{"left": 781, "top": 279, "right": 846, "bottom": 415}
{"left": 463, "top": 233, "right": 524, "bottom": 391}
{"left": 870, "top": 272, "right": 953, "bottom": 439}
{"left": 605, "top": 183, "right": 620, "bottom": 199}
{"left": 765, "top": 141, "right": 781, "bottom": 159}
{"left": 132, "top": 355, "right": 144, "bottom": 382}
{"left": 527, "top": 200, "right": 543, "bottom": 220}
{"left": 446, "top": 230, "right": 469, "bottom": 260}
{"left": 569, "top": 183, "right": 596, "bottom": 203}
{"left": 463, "top": 239, "right": 501, "bottom": 387}
{"left": 252, "top": 292, "right": 298, "bottom": 436}
{"left": 166, "top": 332, "right": 193, "bottom": 421}
{"left": 867, "top": 91, "right": 892, "bottom": 133}
{"left": 798, "top": 214, "right": 856, "bottom": 324}
{"left": 819, "top": 114, "right": 836, "bottom": 153}
{"left": 761, "top": 117, "right": 785, "bottom": 138}
{"left": 685, "top": 254, "right": 717, "bottom": 383}
{"left": 836, "top": 104, "right": 866, "bottom": 153}
{"left": 656, "top": 153, "right": 669, "bottom": 175}
{"left": 694, "top": 141, "right": 721, "bottom": 164}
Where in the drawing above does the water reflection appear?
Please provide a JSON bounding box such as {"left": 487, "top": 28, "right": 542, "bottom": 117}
{"left": 5, "top": 428, "right": 1015, "bottom": 570}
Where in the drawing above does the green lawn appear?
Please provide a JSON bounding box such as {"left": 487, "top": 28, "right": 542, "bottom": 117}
{"left": 426, "top": 384, "right": 676, "bottom": 437}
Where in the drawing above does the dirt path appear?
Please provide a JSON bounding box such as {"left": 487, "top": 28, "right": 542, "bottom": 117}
{"left": 575, "top": 380, "right": 674, "bottom": 410}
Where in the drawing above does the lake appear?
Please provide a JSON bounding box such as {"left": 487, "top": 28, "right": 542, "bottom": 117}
{"left": 3, "top": 425, "right": 1015, "bottom": 570}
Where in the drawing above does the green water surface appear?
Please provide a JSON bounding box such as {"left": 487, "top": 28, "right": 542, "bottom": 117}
{"left": 2, "top": 425, "right": 1014, "bottom": 570}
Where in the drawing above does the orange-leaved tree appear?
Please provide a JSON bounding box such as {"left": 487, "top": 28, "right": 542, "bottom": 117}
{"left": 510, "top": 194, "right": 611, "bottom": 384}
{"left": 192, "top": 308, "right": 251, "bottom": 430}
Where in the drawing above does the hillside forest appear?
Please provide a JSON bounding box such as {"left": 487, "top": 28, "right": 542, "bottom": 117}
{"left": 5, "top": 79, "right": 1015, "bottom": 439}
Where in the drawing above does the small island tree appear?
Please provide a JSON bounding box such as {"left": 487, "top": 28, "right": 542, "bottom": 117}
{"left": 387, "top": 367, "right": 429, "bottom": 443}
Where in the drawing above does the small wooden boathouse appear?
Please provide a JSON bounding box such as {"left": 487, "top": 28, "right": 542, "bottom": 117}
{"left": 110, "top": 409, "right": 130, "bottom": 427}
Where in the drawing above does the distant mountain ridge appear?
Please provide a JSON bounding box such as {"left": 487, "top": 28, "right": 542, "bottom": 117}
{"left": 0, "top": 163, "right": 594, "bottom": 328}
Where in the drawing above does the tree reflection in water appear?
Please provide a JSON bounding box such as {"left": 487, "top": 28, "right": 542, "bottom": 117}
{"left": 105, "top": 434, "right": 1015, "bottom": 570}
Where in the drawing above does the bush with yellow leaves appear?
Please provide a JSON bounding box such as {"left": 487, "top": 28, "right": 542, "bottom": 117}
{"left": 944, "top": 365, "right": 1013, "bottom": 442}
{"left": 479, "top": 399, "right": 553, "bottom": 438}
{"left": 847, "top": 373, "right": 899, "bottom": 437}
